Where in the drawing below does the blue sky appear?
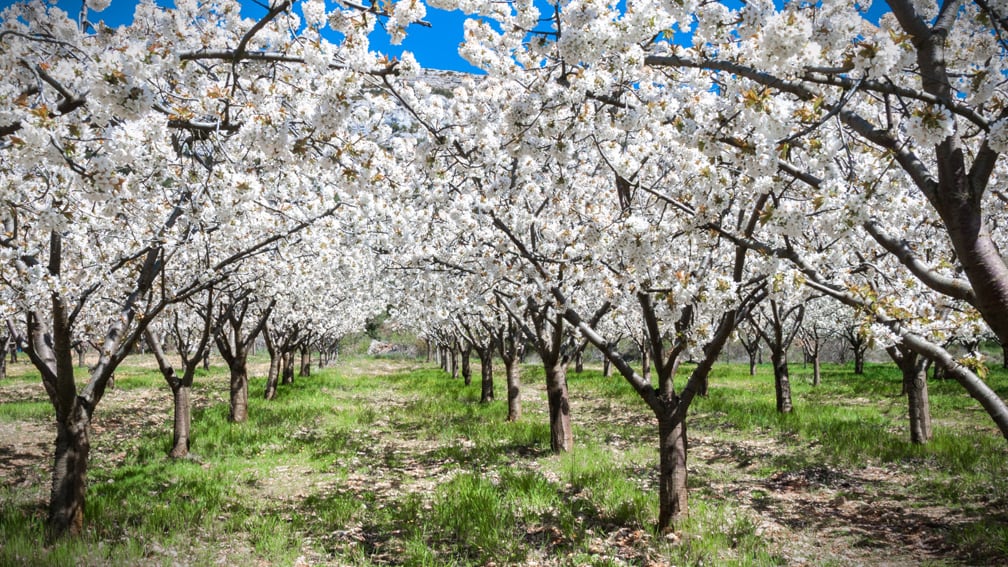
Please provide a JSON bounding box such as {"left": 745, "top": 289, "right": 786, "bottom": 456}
{"left": 49, "top": 0, "right": 484, "bottom": 72}
{"left": 44, "top": 0, "right": 889, "bottom": 72}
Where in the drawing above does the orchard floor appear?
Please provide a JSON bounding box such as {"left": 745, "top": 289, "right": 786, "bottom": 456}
{"left": 1, "top": 356, "right": 1006, "bottom": 566}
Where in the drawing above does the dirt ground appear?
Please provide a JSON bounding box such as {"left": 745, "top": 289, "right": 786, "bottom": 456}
{"left": 1, "top": 356, "right": 1002, "bottom": 566}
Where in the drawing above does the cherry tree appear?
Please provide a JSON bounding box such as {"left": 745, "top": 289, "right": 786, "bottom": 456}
{"left": 0, "top": 0, "right": 427, "bottom": 538}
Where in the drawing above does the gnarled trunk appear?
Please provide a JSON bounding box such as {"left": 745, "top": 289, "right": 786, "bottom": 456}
{"left": 545, "top": 362, "right": 572, "bottom": 453}
{"left": 48, "top": 401, "right": 90, "bottom": 541}
{"left": 889, "top": 346, "right": 933, "bottom": 444}
{"left": 656, "top": 411, "right": 687, "bottom": 531}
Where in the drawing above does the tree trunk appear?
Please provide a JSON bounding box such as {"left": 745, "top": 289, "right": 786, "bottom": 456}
{"left": 202, "top": 350, "right": 210, "bottom": 371}
{"left": 812, "top": 355, "right": 821, "bottom": 387}
{"left": 0, "top": 350, "right": 5, "bottom": 380}
{"left": 906, "top": 362, "right": 932, "bottom": 444}
{"left": 48, "top": 402, "right": 90, "bottom": 540}
{"left": 771, "top": 351, "right": 793, "bottom": 413}
{"left": 229, "top": 358, "right": 249, "bottom": 423}
{"left": 504, "top": 357, "right": 521, "bottom": 421}
{"left": 282, "top": 351, "right": 295, "bottom": 385}
{"left": 479, "top": 347, "right": 494, "bottom": 403}
{"left": 575, "top": 350, "right": 584, "bottom": 373}
{"left": 545, "top": 362, "right": 573, "bottom": 453}
{"left": 890, "top": 347, "right": 933, "bottom": 444}
{"left": 75, "top": 345, "right": 86, "bottom": 368}
{"left": 299, "top": 346, "right": 311, "bottom": 377}
{"left": 450, "top": 349, "right": 459, "bottom": 380}
{"left": 602, "top": 356, "right": 612, "bottom": 377}
{"left": 656, "top": 412, "right": 688, "bottom": 532}
{"left": 169, "top": 383, "right": 192, "bottom": 457}
{"left": 853, "top": 342, "right": 866, "bottom": 375}
{"left": 264, "top": 351, "right": 281, "bottom": 400}
{"left": 641, "top": 343, "right": 651, "bottom": 382}
{"left": 461, "top": 345, "right": 472, "bottom": 386}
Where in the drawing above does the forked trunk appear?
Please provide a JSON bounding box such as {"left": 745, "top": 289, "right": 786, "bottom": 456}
{"left": 479, "top": 348, "right": 494, "bottom": 403}
{"left": 504, "top": 357, "right": 521, "bottom": 421}
{"left": 229, "top": 360, "right": 249, "bottom": 423}
{"left": 895, "top": 350, "right": 933, "bottom": 444}
{"left": 771, "top": 351, "right": 793, "bottom": 413}
{"left": 545, "top": 362, "right": 573, "bottom": 453}
{"left": 48, "top": 401, "right": 90, "bottom": 541}
{"left": 656, "top": 412, "right": 688, "bottom": 532}
{"left": 748, "top": 355, "right": 756, "bottom": 376}
{"left": 170, "top": 384, "right": 192, "bottom": 458}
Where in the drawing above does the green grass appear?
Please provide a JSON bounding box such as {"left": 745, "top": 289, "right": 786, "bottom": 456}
{"left": 1, "top": 356, "right": 1006, "bottom": 565}
{"left": 0, "top": 399, "right": 52, "bottom": 421}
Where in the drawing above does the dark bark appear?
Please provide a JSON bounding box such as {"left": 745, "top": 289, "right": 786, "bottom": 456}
{"left": 461, "top": 344, "right": 472, "bottom": 386}
{"left": 575, "top": 350, "right": 584, "bottom": 373}
{"left": 545, "top": 361, "right": 572, "bottom": 452}
{"left": 640, "top": 339, "right": 651, "bottom": 382}
{"left": 299, "top": 344, "right": 311, "bottom": 377}
{"left": 739, "top": 329, "right": 760, "bottom": 376}
{"left": 887, "top": 345, "right": 933, "bottom": 444}
{"left": 0, "top": 334, "right": 7, "bottom": 380}
{"left": 147, "top": 325, "right": 204, "bottom": 458}
{"left": 215, "top": 298, "right": 273, "bottom": 423}
{"left": 263, "top": 325, "right": 280, "bottom": 401}
{"left": 771, "top": 350, "right": 794, "bottom": 413}
{"left": 74, "top": 343, "right": 86, "bottom": 368}
{"left": 755, "top": 301, "right": 803, "bottom": 413}
{"left": 496, "top": 317, "right": 524, "bottom": 421}
{"left": 49, "top": 403, "right": 90, "bottom": 541}
{"left": 281, "top": 350, "right": 294, "bottom": 385}
{"left": 657, "top": 414, "right": 688, "bottom": 529}
{"left": 479, "top": 345, "right": 494, "bottom": 403}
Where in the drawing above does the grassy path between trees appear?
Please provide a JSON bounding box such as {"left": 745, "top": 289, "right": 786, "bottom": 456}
{"left": 1, "top": 356, "right": 1006, "bottom": 565}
